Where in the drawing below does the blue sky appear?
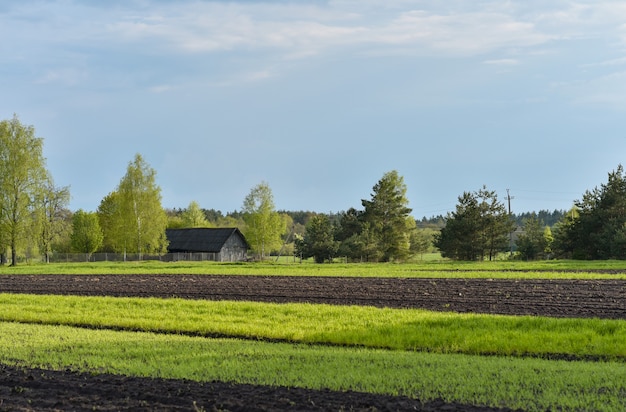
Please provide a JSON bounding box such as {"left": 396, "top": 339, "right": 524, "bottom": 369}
{"left": 2, "top": 1, "right": 626, "bottom": 218}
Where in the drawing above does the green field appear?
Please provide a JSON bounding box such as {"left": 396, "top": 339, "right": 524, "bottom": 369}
{"left": 2, "top": 258, "right": 626, "bottom": 278}
{"left": 1, "top": 260, "right": 625, "bottom": 411}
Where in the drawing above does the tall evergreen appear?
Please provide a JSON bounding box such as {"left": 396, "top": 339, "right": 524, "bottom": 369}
{"left": 361, "top": 170, "right": 413, "bottom": 262}
{"left": 554, "top": 165, "right": 626, "bottom": 259}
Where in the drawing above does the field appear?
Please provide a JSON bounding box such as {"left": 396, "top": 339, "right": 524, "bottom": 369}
{"left": 0, "top": 260, "right": 625, "bottom": 411}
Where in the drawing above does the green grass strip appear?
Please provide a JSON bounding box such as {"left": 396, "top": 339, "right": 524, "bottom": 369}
{"left": 2, "top": 260, "right": 626, "bottom": 278}
{"left": 1, "top": 293, "right": 625, "bottom": 359}
{"left": 0, "top": 321, "right": 624, "bottom": 412}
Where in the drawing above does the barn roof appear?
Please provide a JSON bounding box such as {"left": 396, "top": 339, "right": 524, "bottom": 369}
{"left": 165, "top": 228, "right": 248, "bottom": 253}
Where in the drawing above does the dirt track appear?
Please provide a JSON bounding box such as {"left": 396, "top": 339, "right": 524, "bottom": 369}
{"left": 1, "top": 273, "right": 623, "bottom": 411}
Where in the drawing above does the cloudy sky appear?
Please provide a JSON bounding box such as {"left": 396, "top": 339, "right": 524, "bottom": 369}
{"left": 2, "top": 1, "right": 626, "bottom": 217}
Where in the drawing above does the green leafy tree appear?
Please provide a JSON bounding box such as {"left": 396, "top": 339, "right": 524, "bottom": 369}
{"left": 297, "top": 214, "right": 339, "bottom": 263}
{"left": 543, "top": 226, "right": 554, "bottom": 258}
{"left": 242, "top": 182, "right": 285, "bottom": 259}
{"left": 410, "top": 227, "right": 435, "bottom": 259}
{"left": 435, "top": 186, "right": 513, "bottom": 261}
{"left": 98, "top": 154, "right": 168, "bottom": 257}
{"left": 0, "top": 115, "right": 49, "bottom": 265}
{"left": 70, "top": 210, "right": 104, "bottom": 259}
{"left": 165, "top": 208, "right": 185, "bottom": 229}
{"left": 181, "top": 201, "right": 211, "bottom": 228}
{"left": 97, "top": 191, "right": 125, "bottom": 252}
{"left": 361, "top": 170, "right": 413, "bottom": 262}
{"left": 37, "top": 181, "right": 70, "bottom": 263}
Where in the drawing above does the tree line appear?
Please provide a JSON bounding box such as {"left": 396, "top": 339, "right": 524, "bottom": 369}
{"left": 2, "top": 115, "right": 625, "bottom": 264}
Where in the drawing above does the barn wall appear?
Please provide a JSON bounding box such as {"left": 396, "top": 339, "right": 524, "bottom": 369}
{"left": 220, "top": 233, "right": 248, "bottom": 262}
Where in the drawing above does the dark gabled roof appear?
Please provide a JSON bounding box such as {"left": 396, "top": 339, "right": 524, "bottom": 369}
{"left": 165, "top": 228, "right": 248, "bottom": 253}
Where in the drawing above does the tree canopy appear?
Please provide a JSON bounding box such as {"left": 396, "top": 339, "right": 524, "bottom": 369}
{"left": 241, "top": 182, "right": 285, "bottom": 259}
{"left": 71, "top": 209, "right": 103, "bottom": 258}
{"left": 181, "top": 201, "right": 211, "bottom": 228}
{"left": 434, "top": 186, "right": 514, "bottom": 261}
{"left": 0, "top": 115, "right": 51, "bottom": 265}
{"left": 553, "top": 165, "right": 626, "bottom": 259}
{"left": 97, "top": 154, "right": 168, "bottom": 257}
{"left": 296, "top": 214, "right": 338, "bottom": 263}
{"left": 361, "top": 170, "right": 413, "bottom": 262}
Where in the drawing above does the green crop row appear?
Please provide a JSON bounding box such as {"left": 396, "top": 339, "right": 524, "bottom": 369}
{"left": 1, "top": 259, "right": 626, "bottom": 278}
{"left": 1, "top": 293, "right": 625, "bottom": 359}
{"left": 1, "top": 321, "right": 624, "bottom": 412}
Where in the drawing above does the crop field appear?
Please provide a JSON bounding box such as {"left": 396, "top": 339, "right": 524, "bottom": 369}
{"left": 0, "top": 261, "right": 625, "bottom": 411}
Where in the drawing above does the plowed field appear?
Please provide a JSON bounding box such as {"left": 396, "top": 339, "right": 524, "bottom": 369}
{"left": 2, "top": 273, "right": 624, "bottom": 411}
{"left": 1, "top": 274, "right": 625, "bottom": 318}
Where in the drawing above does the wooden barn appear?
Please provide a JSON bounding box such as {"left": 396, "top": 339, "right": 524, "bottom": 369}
{"left": 165, "top": 228, "right": 249, "bottom": 262}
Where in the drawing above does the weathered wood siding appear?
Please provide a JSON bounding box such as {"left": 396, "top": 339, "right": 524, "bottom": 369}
{"left": 219, "top": 232, "right": 248, "bottom": 261}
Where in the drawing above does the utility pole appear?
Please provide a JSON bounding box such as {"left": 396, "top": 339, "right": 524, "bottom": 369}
{"left": 506, "top": 189, "right": 514, "bottom": 256}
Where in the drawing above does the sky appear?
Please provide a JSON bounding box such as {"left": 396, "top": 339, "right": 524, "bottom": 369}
{"left": 2, "top": 0, "right": 626, "bottom": 218}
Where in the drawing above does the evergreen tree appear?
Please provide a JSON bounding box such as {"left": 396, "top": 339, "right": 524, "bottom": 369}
{"left": 435, "top": 186, "right": 513, "bottom": 261}
{"left": 297, "top": 214, "right": 338, "bottom": 263}
{"left": 554, "top": 165, "right": 626, "bottom": 259}
{"left": 361, "top": 170, "right": 413, "bottom": 262}
{"left": 435, "top": 191, "right": 482, "bottom": 260}
{"left": 516, "top": 214, "right": 547, "bottom": 260}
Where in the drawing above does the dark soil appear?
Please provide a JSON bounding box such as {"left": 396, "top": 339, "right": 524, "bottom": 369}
{"left": 2, "top": 273, "right": 623, "bottom": 411}
{"left": 1, "top": 274, "right": 625, "bottom": 319}
{"left": 0, "top": 364, "right": 517, "bottom": 412}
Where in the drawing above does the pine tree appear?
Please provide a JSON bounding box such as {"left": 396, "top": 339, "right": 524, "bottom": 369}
{"left": 361, "top": 170, "right": 413, "bottom": 262}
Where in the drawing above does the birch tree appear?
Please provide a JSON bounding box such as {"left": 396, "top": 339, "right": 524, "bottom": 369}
{"left": 37, "top": 181, "right": 70, "bottom": 263}
{"left": 98, "top": 154, "right": 168, "bottom": 257}
{"left": 242, "top": 182, "right": 285, "bottom": 259}
{"left": 0, "top": 115, "right": 49, "bottom": 265}
{"left": 181, "top": 200, "right": 211, "bottom": 228}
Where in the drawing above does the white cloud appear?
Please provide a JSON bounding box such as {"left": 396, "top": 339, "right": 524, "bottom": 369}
{"left": 148, "top": 84, "right": 173, "bottom": 93}
{"left": 483, "top": 59, "right": 520, "bottom": 66}
{"left": 34, "top": 68, "right": 88, "bottom": 86}
{"left": 99, "top": 2, "right": 555, "bottom": 58}
{"left": 580, "top": 56, "right": 626, "bottom": 70}
{"left": 556, "top": 70, "right": 626, "bottom": 110}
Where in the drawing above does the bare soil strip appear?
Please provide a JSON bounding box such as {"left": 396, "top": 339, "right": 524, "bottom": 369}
{"left": 0, "top": 364, "right": 519, "bottom": 412}
{"left": 1, "top": 274, "right": 625, "bottom": 319}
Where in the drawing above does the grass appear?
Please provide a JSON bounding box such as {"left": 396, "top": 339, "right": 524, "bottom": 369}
{"left": 1, "top": 259, "right": 626, "bottom": 278}
{"left": 2, "top": 259, "right": 626, "bottom": 410}
{"left": 0, "top": 321, "right": 624, "bottom": 411}
{"left": 1, "top": 293, "right": 625, "bottom": 360}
